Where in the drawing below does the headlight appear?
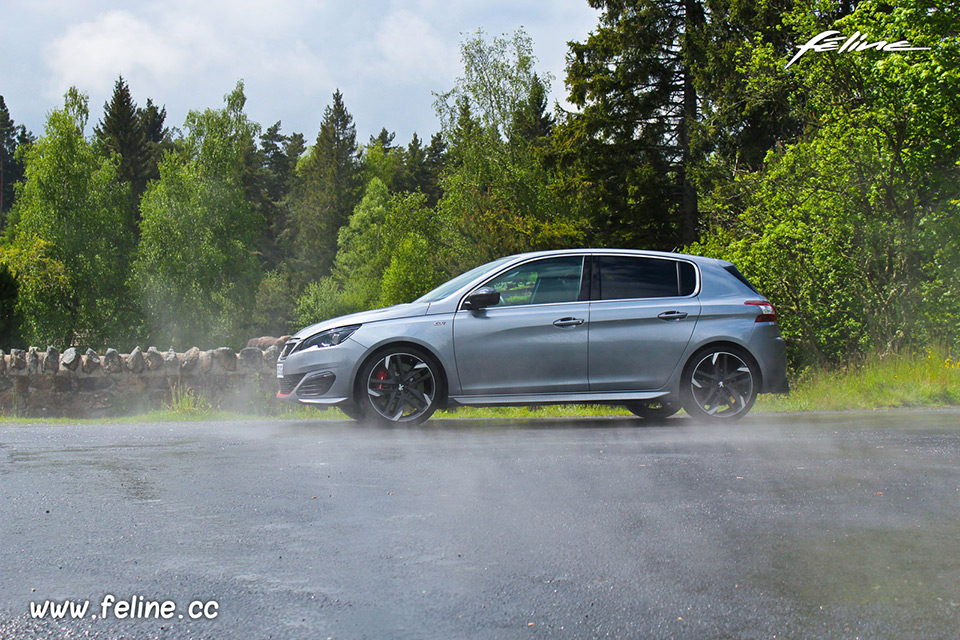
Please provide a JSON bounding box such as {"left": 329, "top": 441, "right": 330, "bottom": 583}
{"left": 296, "top": 325, "right": 361, "bottom": 352}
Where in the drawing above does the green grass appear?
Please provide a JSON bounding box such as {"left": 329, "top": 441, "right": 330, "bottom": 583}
{"left": 165, "top": 381, "right": 211, "bottom": 415}
{"left": 250, "top": 403, "right": 632, "bottom": 422}
{"left": 756, "top": 350, "right": 960, "bottom": 413}
{"left": 2, "top": 350, "right": 958, "bottom": 424}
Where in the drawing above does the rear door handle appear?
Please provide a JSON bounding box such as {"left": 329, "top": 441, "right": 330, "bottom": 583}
{"left": 657, "top": 311, "right": 688, "bottom": 321}
{"left": 553, "top": 317, "right": 585, "bottom": 328}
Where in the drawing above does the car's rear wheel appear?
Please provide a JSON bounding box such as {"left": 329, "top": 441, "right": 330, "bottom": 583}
{"left": 626, "top": 399, "right": 680, "bottom": 421}
{"left": 356, "top": 346, "right": 442, "bottom": 426}
{"left": 680, "top": 345, "right": 758, "bottom": 421}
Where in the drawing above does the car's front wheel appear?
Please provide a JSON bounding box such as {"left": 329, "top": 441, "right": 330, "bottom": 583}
{"left": 336, "top": 402, "right": 362, "bottom": 421}
{"left": 356, "top": 346, "right": 442, "bottom": 426}
{"left": 680, "top": 345, "right": 758, "bottom": 421}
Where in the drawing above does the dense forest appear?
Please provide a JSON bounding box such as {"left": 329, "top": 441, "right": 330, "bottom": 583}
{"left": 0, "top": 0, "right": 957, "bottom": 372}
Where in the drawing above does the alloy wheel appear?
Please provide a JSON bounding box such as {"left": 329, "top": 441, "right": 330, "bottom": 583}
{"left": 364, "top": 351, "right": 437, "bottom": 424}
{"left": 686, "top": 350, "right": 756, "bottom": 419}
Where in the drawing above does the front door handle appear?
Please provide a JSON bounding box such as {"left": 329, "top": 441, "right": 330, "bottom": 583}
{"left": 657, "top": 311, "right": 688, "bottom": 321}
{"left": 553, "top": 317, "right": 585, "bottom": 328}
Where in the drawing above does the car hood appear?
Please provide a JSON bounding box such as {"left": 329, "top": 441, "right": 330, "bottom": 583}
{"left": 293, "top": 302, "right": 432, "bottom": 339}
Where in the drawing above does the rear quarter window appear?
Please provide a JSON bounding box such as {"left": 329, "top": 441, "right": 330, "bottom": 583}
{"left": 722, "top": 265, "right": 760, "bottom": 294}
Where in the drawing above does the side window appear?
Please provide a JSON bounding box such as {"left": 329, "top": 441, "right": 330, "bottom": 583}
{"left": 483, "top": 256, "right": 584, "bottom": 307}
{"left": 598, "top": 256, "right": 694, "bottom": 299}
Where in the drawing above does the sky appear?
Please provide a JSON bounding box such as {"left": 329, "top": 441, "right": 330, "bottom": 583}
{"left": 1, "top": 0, "right": 600, "bottom": 146}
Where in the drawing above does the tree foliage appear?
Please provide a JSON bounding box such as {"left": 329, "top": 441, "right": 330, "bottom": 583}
{"left": 134, "top": 82, "right": 263, "bottom": 348}
{"left": 0, "top": 96, "right": 33, "bottom": 349}
{"left": 95, "top": 78, "right": 143, "bottom": 190}
{"left": 1, "top": 4, "right": 956, "bottom": 374}
{"left": 94, "top": 77, "right": 171, "bottom": 234}
{"left": 286, "top": 90, "right": 362, "bottom": 291}
{"left": 392, "top": 132, "right": 446, "bottom": 205}
{"left": 294, "top": 183, "right": 445, "bottom": 325}
{"left": 3, "top": 89, "right": 137, "bottom": 347}
{"left": 692, "top": 0, "right": 960, "bottom": 366}
{"left": 254, "top": 121, "right": 305, "bottom": 272}
{"left": 559, "top": 0, "right": 705, "bottom": 248}
{"left": 0, "top": 95, "right": 33, "bottom": 221}
{"left": 295, "top": 178, "right": 392, "bottom": 325}
{"left": 379, "top": 191, "right": 445, "bottom": 306}
{"left": 435, "top": 29, "right": 584, "bottom": 271}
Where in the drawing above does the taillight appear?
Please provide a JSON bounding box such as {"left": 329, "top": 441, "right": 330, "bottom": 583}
{"left": 745, "top": 300, "right": 777, "bottom": 323}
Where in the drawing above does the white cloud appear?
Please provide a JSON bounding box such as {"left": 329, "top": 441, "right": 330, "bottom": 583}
{"left": 22, "top": 0, "right": 596, "bottom": 141}
{"left": 372, "top": 9, "right": 459, "bottom": 83}
{"left": 42, "top": 3, "right": 334, "bottom": 133}
{"left": 45, "top": 11, "right": 186, "bottom": 96}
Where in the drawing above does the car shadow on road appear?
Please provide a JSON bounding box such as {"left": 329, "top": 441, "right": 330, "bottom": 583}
{"left": 281, "top": 414, "right": 699, "bottom": 433}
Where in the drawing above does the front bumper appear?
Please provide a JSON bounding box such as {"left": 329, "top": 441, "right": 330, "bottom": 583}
{"left": 276, "top": 338, "right": 366, "bottom": 405}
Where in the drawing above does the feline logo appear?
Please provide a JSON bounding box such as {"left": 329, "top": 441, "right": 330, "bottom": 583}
{"left": 786, "top": 30, "right": 930, "bottom": 69}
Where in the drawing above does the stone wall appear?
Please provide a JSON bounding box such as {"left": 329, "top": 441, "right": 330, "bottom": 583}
{"left": 0, "top": 345, "right": 282, "bottom": 418}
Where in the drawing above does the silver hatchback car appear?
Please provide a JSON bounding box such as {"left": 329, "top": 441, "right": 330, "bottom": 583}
{"left": 277, "top": 249, "right": 788, "bottom": 424}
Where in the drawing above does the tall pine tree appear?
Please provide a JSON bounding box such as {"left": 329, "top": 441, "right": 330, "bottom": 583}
{"left": 0, "top": 96, "right": 33, "bottom": 225}
{"left": 692, "top": 0, "right": 808, "bottom": 196}
{"left": 94, "top": 77, "right": 170, "bottom": 233}
{"left": 560, "top": 0, "right": 705, "bottom": 248}
{"left": 393, "top": 132, "right": 445, "bottom": 206}
{"left": 138, "top": 97, "right": 171, "bottom": 191}
{"left": 95, "top": 77, "right": 142, "bottom": 186}
{"left": 258, "top": 121, "right": 304, "bottom": 270}
{"left": 285, "top": 90, "right": 362, "bottom": 291}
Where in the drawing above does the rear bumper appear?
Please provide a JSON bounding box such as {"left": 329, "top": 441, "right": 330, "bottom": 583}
{"left": 764, "top": 366, "right": 790, "bottom": 394}
{"left": 750, "top": 328, "right": 789, "bottom": 394}
{"left": 756, "top": 331, "right": 790, "bottom": 393}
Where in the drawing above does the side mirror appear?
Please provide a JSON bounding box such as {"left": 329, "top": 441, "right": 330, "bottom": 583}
{"left": 462, "top": 287, "right": 500, "bottom": 310}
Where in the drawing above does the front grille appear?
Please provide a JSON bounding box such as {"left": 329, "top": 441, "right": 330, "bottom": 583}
{"left": 278, "top": 373, "right": 305, "bottom": 395}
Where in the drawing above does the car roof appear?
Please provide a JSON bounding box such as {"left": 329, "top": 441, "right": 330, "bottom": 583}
{"left": 501, "top": 248, "right": 730, "bottom": 267}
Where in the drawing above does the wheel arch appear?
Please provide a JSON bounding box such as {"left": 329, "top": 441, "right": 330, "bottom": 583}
{"left": 682, "top": 339, "right": 764, "bottom": 391}
{"left": 352, "top": 340, "right": 451, "bottom": 408}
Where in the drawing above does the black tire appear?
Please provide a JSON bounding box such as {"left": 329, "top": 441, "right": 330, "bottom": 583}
{"left": 355, "top": 345, "right": 443, "bottom": 426}
{"left": 680, "top": 345, "right": 759, "bottom": 421}
{"left": 626, "top": 399, "right": 680, "bottom": 421}
{"left": 336, "top": 402, "right": 362, "bottom": 421}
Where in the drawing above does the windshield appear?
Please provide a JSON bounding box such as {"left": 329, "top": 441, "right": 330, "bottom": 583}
{"left": 414, "top": 256, "right": 515, "bottom": 303}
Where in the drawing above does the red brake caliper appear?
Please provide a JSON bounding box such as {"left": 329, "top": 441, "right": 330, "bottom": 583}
{"left": 375, "top": 368, "right": 387, "bottom": 390}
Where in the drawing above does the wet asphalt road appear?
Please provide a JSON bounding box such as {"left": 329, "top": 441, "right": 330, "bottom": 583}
{"left": 1, "top": 410, "right": 959, "bottom": 639}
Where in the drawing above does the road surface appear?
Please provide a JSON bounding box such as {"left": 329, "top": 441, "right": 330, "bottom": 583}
{"left": 1, "top": 410, "right": 959, "bottom": 638}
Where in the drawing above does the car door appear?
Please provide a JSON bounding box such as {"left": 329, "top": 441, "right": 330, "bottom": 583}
{"left": 588, "top": 255, "right": 701, "bottom": 391}
{"left": 453, "top": 255, "right": 589, "bottom": 396}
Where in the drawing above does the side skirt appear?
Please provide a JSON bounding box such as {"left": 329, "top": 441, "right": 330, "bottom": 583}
{"left": 448, "top": 390, "right": 669, "bottom": 407}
